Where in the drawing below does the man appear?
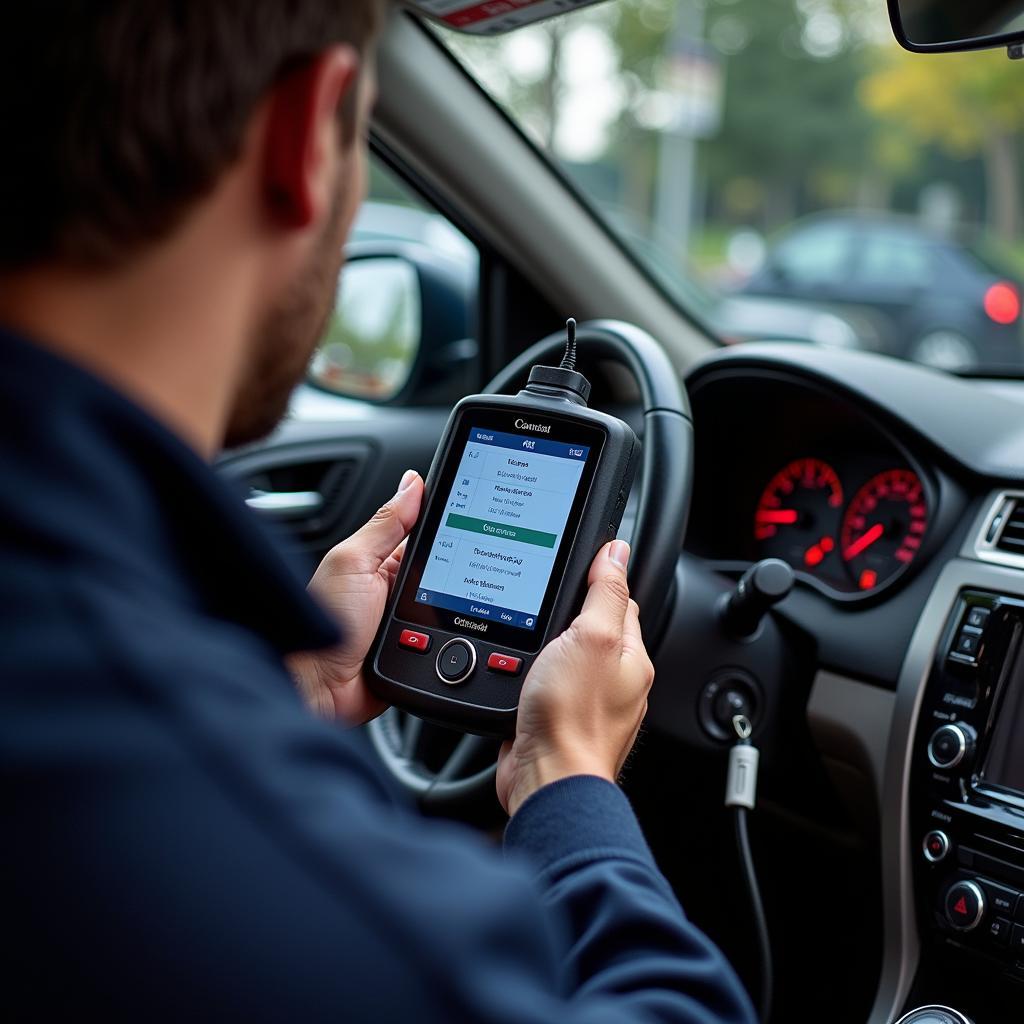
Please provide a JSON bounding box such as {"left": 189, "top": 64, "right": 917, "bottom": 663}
{"left": 0, "top": 4, "right": 754, "bottom": 1021}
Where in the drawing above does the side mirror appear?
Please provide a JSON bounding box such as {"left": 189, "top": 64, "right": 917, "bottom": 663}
{"left": 308, "top": 241, "right": 477, "bottom": 404}
{"left": 888, "top": 0, "right": 1024, "bottom": 55}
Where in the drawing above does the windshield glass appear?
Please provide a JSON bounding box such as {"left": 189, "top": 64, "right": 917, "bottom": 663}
{"left": 435, "top": 0, "right": 1024, "bottom": 374}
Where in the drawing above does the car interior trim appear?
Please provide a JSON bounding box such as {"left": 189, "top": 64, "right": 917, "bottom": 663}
{"left": 871, "top": 557, "right": 1024, "bottom": 1024}
{"left": 692, "top": 343, "right": 1024, "bottom": 479}
{"left": 807, "top": 670, "right": 896, "bottom": 813}
{"left": 969, "top": 490, "right": 1024, "bottom": 570}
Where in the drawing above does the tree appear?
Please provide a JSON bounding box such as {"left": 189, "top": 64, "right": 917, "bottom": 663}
{"left": 698, "top": 0, "right": 878, "bottom": 229}
{"left": 862, "top": 47, "right": 1024, "bottom": 239}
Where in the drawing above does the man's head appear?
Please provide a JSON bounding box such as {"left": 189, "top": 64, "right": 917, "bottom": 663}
{"left": 0, "top": 2, "right": 386, "bottom": 449}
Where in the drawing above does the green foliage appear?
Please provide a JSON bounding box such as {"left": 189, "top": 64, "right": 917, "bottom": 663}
{"left": 442, "top": 0, "right": 1023, "bottom": 246}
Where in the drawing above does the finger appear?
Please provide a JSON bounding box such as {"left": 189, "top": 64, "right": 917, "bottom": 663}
{"left": 621, "top": 599, "right": 653, "bottom": 682}
{"left": 382, "top": 538, "right": 409, "bottom": 590}
{"left": 621, "top": 598, "right": 643, "bottom": 653}
{"left": 578, "top": 540, "right": 631, "bottom": 630}
{"left": 342, "top": 471, "right": 423, "bottom": 570}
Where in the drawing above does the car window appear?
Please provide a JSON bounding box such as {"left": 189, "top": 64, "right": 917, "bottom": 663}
{"left": 771, "top": 225, "right": 852, "bottom": 287}
{"left": 855, "top": 233, "right": 932, "bottom": 288}
{"left": 435, "top": 0, "right": 1024, "bottom": 373}
{"left": 310, "top": 159, "right": 479, "bottom": 402}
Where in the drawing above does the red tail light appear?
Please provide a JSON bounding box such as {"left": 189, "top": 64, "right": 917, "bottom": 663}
{"left": 984, "top": 282, "right": 1021, "bottom": 325}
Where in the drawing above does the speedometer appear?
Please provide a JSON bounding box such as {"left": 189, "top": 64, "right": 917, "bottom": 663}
{"left": 840, "top": 469, "right": 928, "bottom": 592}
{"left": 754, "top": 458, "right": 844, "bottom": 575}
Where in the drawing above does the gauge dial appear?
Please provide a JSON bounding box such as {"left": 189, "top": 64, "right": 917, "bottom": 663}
{"left": 754, "top": 458, "right": 844, "bottom": 575}
{"left": 840, "top": 469, "right": 927, "bottom": 591}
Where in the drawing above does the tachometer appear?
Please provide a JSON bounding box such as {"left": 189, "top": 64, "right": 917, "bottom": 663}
{"left": 840, "top": 469, "right": 927, "bottom": 592}
{"left": 754, "top": 458, "right": 844, "bottom": 574}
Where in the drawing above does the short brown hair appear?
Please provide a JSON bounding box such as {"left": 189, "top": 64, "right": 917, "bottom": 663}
{"left": 0, "top": 1, "right": 386, "bottom": 270}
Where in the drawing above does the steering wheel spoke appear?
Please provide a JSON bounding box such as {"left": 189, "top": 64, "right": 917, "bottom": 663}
{"left": 400, "top": 712, "right": 424, "bottom": 761}
{"left": 434, "top": 733, "right": 495, "bottom": 785}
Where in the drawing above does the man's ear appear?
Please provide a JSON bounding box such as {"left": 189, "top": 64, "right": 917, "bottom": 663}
{"left": 261, "top": 46, "right": 361, "bottom": 230}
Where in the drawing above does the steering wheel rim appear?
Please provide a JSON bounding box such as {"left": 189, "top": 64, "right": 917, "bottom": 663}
{"left": 367, "top": 319, "right": 693, "bottom": 809}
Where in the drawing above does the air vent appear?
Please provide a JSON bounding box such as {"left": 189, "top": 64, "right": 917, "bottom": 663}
{"left": 995, "top": 499, "right": 1024, "bottom": 554}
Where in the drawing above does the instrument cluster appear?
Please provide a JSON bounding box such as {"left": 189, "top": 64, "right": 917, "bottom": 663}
{"left": 753, "top": 456, "right": 928, "bottom": 595}
{"left": 685, "top": 369, "right": 937, "bottom": 602}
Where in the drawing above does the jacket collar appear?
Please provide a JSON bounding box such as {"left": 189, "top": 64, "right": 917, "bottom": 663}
{"left": 0, "top": 327, "right": 340, "bottom": 655}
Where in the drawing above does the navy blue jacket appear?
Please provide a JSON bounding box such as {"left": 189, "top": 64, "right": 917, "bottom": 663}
{"left": 0, "top": 327, "right": 755, "bottom": 1023}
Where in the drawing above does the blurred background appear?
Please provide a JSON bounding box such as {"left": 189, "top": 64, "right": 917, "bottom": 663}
{"left": 317, "top": 0, "right": 1024, "bottom": 400}
{"left": 418, "top": 0, "right": 1024, "bottom": 372}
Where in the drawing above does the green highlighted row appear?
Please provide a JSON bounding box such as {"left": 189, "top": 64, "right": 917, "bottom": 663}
{"left": 445, "top": 513, "right": 556, "bottom": 549}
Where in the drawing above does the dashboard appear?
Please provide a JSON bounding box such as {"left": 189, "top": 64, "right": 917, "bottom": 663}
{"left": 657, "top": 343, "right": 1024, "bottom": 1024}
{"left": 686, "top": 368, "right": 945, "bottom": 603}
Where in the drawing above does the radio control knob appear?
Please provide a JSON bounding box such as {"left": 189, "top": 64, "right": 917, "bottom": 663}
{"left": 944, "top": 880, "right": 986, "bottom": 932}
{"left": 927, "top": 723, "right": 976, "bottom": 770}
{"left": 895, "top": 1008, "right": 973, "bottom": 1024}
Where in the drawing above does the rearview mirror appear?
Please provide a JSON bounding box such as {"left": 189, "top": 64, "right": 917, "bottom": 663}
{"left": 889, "top": 0, "right": 1024, "bottom": 54}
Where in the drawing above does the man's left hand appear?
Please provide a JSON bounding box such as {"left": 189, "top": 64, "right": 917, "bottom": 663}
{"left": 288, "top": 469, "right": 423, "bottom": 724}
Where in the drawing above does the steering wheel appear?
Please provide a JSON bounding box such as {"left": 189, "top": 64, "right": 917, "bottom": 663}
{"left": 367, "top": 320, "right": 693, "bottom": 809}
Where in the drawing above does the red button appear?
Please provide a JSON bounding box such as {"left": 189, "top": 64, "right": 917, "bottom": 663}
{"left": 399, "top": 629, "right": 431, "bottom": 653}
{"left": 487, "top": 652, "right": 522, "bottom": 675}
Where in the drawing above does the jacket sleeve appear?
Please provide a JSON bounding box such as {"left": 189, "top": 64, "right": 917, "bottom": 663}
{"left": 504, "top": 775, "right": 758, "bottom": 1024}
{"left": 26, "top": 588, "right": 755, "bottom": 1024}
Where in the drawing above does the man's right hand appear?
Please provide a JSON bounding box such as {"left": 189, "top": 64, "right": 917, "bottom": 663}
{"left": 496, "top": 539, "right": 654, "bottom": 817}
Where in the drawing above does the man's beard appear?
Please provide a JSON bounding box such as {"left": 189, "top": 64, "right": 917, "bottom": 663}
{"left": 223, "top": 189, "right": 346, "bottom": 449}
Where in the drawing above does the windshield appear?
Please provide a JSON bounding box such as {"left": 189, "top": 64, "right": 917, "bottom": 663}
{"left": 436, "top": 0, "right": 1024, "bottom": 374}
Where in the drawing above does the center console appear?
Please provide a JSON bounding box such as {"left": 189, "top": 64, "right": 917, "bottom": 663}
{"left": 909, "top": 589, "right": 1024, "bottom": 1000}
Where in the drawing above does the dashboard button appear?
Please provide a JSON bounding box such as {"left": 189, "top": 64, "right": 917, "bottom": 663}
{"left": 928, "top": 724, "right": 973, "bottom": 770}
{"left": 966, "top": 607, "right": 990, "bottom": 629}
{"left": 486, "top": 652, "right": 522, "bottom": 675}
{"left": 980, "top": 880, "right": 1019, "bottom": 917}
{"left": 436, "top": 639, "right": 476, "bottom": 685}
{"left": 953, "top": 630, "right": 981, "bottom": 658}
{"left": 988, "top": 916, "right": 1012, "bottom": 947}
{"left": 944, "top": 880, "right": 985, "bottom": 932}
{"left": 923, "top": 831, "right": 950, "bottom": 864}
{"left": 1012, "top": 924, "right": 1024, "bottom": 956}
{"left": 399, "top": 629, "right": 432, "bottom": 653}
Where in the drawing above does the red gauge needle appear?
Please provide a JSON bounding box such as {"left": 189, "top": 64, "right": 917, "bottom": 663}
{"left": 803, "top": 536, "right": 835, "bottom": 567}
{"left": 756, "top": 509, "right": 799, "bottom": 525}
{"left": 844, "top": 522, "right": 884, "bottom": 560}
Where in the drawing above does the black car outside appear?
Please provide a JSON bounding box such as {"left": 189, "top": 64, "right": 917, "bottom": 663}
{"left": 739, "top": 213, "right": 1024, "bottom": 371}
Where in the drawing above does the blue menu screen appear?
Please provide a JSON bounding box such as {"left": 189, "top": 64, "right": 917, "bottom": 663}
{"left": 415, "top": 426, "right": 590, "bottom": 630}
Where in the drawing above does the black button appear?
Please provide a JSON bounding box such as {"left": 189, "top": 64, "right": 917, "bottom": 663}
{"left": 436, "top": 639, "right": 475, "bottom": 684}
{"left": 929, "top": 726, "right": 965, "bottom": 768}
{"left": 954, "top": 630, "right": 981, "bottom": 658}
{"left": 980, "top": 880, "right": 1019, "bottom": 917}
{"left": 988, "top": 916, "right": 1012, "bottom": 947}
{"left": 1016, "top": 897, "right": 1024, "bottom": 925}
{"left": 1012, "top": 924, "right": 1024, "bottom": 956}
{"left": 966, "top": 607, "right": 990, "bottom": 629}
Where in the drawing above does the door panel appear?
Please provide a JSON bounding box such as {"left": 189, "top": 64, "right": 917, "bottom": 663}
{"left": 219, "top": 408, "right": 449, "bottom": 564}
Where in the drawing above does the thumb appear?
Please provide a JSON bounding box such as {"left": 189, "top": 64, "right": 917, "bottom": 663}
{"left": 578, "top": 539, "right": 631, "bottom": 627}
{"left": 344, "top": 470, "right": 423, "bottom": 569}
